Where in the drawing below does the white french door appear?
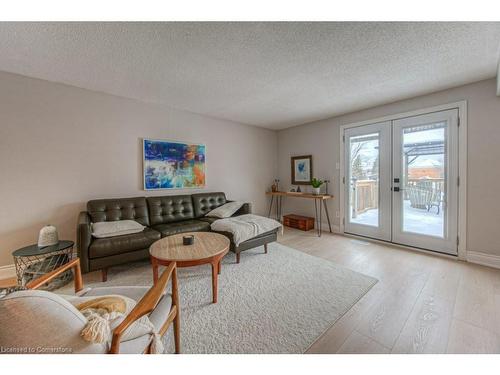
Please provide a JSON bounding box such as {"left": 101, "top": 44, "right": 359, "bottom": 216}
{"left": 392, "top": 110, "right": 459, "bottom": 254}
{"left": 343, "top": 109, "right": 459, "bottom": 255}
{"left": 344, "top": 122, "right": 391, "bottom": 241}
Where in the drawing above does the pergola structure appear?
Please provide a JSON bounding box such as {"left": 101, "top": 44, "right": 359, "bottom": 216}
{"left": 403, "top": 123, "right": 445, "bottom": 181}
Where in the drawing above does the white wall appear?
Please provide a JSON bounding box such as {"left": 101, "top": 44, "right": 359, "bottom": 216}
{"left": 277, "top": 78, "right": 500, "bottom": 258}
{"left": 0, "top": 72, "right": 277, "bottom": 267}
{"left": 2, "top": 71, "right": 499, "bottom": 269}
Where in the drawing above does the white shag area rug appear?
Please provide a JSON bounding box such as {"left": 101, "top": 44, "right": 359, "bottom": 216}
{"left": 65, "top": 242, "right": 377, "bottom": 353}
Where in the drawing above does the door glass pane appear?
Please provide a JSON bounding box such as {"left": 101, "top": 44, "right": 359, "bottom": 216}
{"left": 349, "top": 133, "right": 379, "bottom": 227}
{"left": 402, "top": 122, "right": 446, "bottom": 237}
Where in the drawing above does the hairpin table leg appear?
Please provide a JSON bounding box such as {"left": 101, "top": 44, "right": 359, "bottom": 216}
{"left": 323, "top": 200, "right": 332, "bottom": 233}
{"left": 267, "top": 195, "right": 274, "bottom": 218}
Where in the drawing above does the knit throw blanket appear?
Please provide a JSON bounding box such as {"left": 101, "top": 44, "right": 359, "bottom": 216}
{"left": 210, "top": 214, "right": 282, "bottom": 246}
{"left": 74, "top": 295, "right": 164, "bottom": 354}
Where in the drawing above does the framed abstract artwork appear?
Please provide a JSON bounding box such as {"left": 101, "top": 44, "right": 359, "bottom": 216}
{"left": 143, "top": 139, "right": 206, "bottom": 190}
{"left": 291, "top": 155, "right": 312, "bottom": 185}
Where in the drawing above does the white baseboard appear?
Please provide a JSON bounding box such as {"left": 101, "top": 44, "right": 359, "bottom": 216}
{"left": 281, "top": 223, "right": 341, "bottom": 235}
{"left": 0, "top": 264, "right": 16, "bottom": 280}
{"left": 467, "top": 251, "right": 500, "bottom": 270}
{"left": 320, "top": 223, "right": 341, "bottom": 234}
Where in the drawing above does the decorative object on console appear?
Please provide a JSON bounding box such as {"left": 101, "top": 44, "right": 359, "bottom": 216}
{"left": 291, "top": 155, "right": 312, "bottom": 185}
{"left": 143, "top": 139, "right": 206, "bottom": 190}
{"left": 296, "top": 186, "right": 301, "bottom": 192}
{"left": 271, "top": 179, "right": 280, "bottom": 192}
{"left": 311, "top": 178, "right": 324, "bottom": 195}
{"left": 37, "top": 225, "right": 59, "bottom": 247}
{"left": 324, "top": 179, "right": 330, "bottom": 194}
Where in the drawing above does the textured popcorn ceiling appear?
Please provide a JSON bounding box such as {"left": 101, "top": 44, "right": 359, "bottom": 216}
{"left": 0, "top": 22, "right": 499, "bottom": 129}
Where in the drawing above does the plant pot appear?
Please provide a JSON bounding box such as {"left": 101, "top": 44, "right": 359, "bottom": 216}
{"left": 312, "top": 187, "right": 321, "bottom": 195}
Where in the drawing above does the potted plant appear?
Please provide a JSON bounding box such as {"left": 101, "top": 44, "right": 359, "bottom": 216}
{"left": 311, "top": 178, "right": 323, "bottom": 195}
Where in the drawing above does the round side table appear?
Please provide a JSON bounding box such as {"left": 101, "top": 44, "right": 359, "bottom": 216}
{"left": 12, "top": 240, "right": 75, "bottom": 290}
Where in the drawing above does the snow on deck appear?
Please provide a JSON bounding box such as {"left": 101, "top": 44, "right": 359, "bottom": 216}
{"left": 351, "top": 200, "right": 443, "bottom": 238}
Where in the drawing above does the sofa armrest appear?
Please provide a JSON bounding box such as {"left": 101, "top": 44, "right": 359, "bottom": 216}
{"left": 232, "top": 202, "right": 252, "bottom": 216}
{"left": 77, "top": 211, "right": 92, "bottom": 273}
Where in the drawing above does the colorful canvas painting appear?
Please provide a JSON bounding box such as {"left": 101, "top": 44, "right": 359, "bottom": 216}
{"left": 143, "top": 139, "right": 206, "bottom": 190}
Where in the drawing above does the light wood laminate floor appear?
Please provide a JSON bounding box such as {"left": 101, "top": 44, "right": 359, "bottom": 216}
{"left": 277, "top": 227, "right": 500, "bottom": 354}
{"left": 0, "top": 277, "right": 16, "bottom": 289}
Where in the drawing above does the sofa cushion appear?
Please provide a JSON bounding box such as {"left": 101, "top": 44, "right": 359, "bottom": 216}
{"left": 206, "top": 201, "right": 245, "bottom": 218}
{"left": 152, "top": 219, "right": 210, "bottom": 237}
{"left": 87, "top": 197, "right": 150, "bottom": 226}
{"left": 147, "top": 195, "right": 195, "bottom": 225}
{"left": 192, "top": 192, "right": 227, "bottom": 217}
{"left": 91, "top": 220, "right": 145, "bottom": 238}
{"left": 89, "top": 228, "right": 161, "bottom": 259}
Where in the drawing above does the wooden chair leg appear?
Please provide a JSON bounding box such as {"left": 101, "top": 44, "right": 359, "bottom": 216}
{"left": 236, "top": 252, "right": 240, "bottom": 264}
{"left": 173, "top": 311, "right": 180, "bottom": 354}
{"left": 101, "top": 268, "right": 108, "bottom": 282}
{"left": 172, "top": 267, "right": 180, "bottom": 354}
{"left": 264, "top": 243, "right": 268, "bottom": 254}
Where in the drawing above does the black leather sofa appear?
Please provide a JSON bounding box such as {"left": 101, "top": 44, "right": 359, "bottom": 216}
{"left": 77, "top": 192, "right": 278, "bottom": 280}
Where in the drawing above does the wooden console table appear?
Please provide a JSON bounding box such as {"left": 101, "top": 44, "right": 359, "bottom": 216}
{"left": 266, "top": 191, "right": 333, "bottom": 237}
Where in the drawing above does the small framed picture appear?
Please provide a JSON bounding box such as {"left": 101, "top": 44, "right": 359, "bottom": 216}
{"left": 291, "top": 155, "right": 312, "bottom": 185}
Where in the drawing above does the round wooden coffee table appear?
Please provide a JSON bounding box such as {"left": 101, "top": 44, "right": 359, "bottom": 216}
{"left": 149, "top": 232, "right": 230, "bottom": 303}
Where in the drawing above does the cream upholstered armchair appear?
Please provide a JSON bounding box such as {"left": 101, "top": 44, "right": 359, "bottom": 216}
{"left": 0, "top": 258, "right": 180, "bottom": 354}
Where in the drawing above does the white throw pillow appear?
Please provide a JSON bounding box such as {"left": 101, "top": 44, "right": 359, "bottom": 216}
{"left": 205, "top": 201, "right": 245, "bottom": 218}
{"left": 92, "top": 220, "right": 145, "bottom": 238}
